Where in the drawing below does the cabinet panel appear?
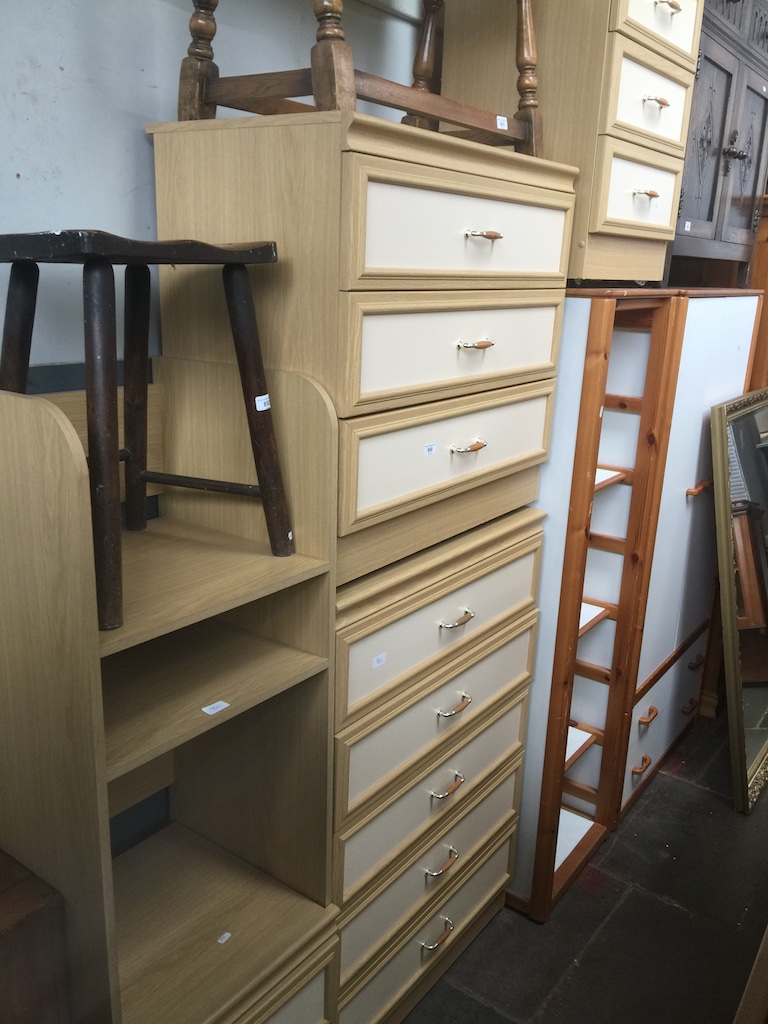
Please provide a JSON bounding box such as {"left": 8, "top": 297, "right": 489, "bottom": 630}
{"left": 720, "top": 64, "right": 768, "bottom": 247}
{"left": 615, "top": 0, "right": 703, "bottom": 67}
{"left": 591, "top": 136, "right": 683, "bottom": 238}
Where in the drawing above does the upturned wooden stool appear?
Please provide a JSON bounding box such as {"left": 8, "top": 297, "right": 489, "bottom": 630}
{"left": 0, "top": 230, "right": 293, "bottom": 631}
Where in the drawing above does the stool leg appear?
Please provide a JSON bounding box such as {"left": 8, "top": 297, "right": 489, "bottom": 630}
{"left": 222, "top": 263, "right": 294, "bottom": 557}
{"left": 83, "top": 259, "right": 122, "bottom": 630}
{"left": 0, "top": 261, "right": 39, "bottom": 392}
{"left": 123, "top": 264, "right": 151, "bottom": 531}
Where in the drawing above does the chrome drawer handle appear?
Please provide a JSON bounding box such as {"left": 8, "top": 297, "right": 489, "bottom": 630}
{"left": 437, "top": 692, "right": 472, "bottom": 718}
{"left": 643, "top": 95, "right": 670, "bottom": 108}
{"left": 464, "top": 230, "right": 503, "bottom": 241}
{"left": 421, "top": 917, "right": 454, "bottom": 953}
{"left": 633, "top": 188, "right": 660, "bottom": 199}
{"left": 449, "top": 439, "right": 487, "bottom": 454}
{"left": 430, "top": 770, "right": 465, "bottom": 801}
{"left": 425, "top": 846, "right": 460, "bottom": 878}
{"left": 439, "top": 608, "right": 475, "bottom": 630}
{"left": 458, "top": 339, "right": 495, "bottom": 350}
{"left": 655, "top": 0, "right": 682, "bottom": 14}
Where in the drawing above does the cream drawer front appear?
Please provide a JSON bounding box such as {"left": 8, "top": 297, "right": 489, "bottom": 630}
{"left": 342, "top": 624, "right": 534, "bottom": 816}
{"left": 259, "top": 972, "right": 326, "bottom": 1024}
{"left": 613, "top": 0, "right": 701, "bottom": 66}
{"left": 363, "top": 180, "right": 567, "bottom": 278}
{"left": 339, "top": 842, "right": 509, "bottom": 1024}
{"left": 339, "top": 697, "right": 526, "bottom": 900}
{"left": 339, "top": 383, "right": 552, "bottom": 534}
{"left": 342, "top": 551, "right": 538, "bottom": 716}
{"left": 591, "top": 138, "right": 682, "bottom": 240}
{"left": 605, "top": 35, "right": 693, "bottom": 152}
{"left": 340, "top": 770, "right": 518, "bottom": 981}
{"left": 348, "top": 291, "right": 561, "bottom": 413}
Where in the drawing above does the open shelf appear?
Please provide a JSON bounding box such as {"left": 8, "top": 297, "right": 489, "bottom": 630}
{"left": 563, "top": 725, "right": 596, "bottom": 771}
{"left": 103, "top": 620, "right": 328, "bottom": 781}
{"left": 594, "top": 466, "right": 627, "bottom": 491}
{"left": 100, "top": 516, "right": 329, "bottom": 657}
{"left": 578, "top": 601, "right": 610, "bottom": 637}
{"left": 113, "top": 823, "right": 337, "bottom": 1024}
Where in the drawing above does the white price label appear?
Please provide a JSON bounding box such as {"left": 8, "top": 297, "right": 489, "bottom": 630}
{"left": 496, "top": 115, "right": 509, "bottom": 130}
{"left": 684, "top": 221, "right": 691, "bottom": 232}
{"left": 255, "top": 393, "right": 271, "bottom": 412}
{"left": 217, "top": 932, "right": 232, "bottom": 944}
{"left": 202, "top": 700, "right": 230, "bottom": 716}
{"left": 372, "top": 652, "right": 387, "bottom": 669}
{"left": 424, "top": 443, "right": 437, "bottom": 456}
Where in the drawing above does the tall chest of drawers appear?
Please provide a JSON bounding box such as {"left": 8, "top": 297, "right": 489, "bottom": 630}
{"left": 149, "top": 111, "right": 576, "bottom": 1022}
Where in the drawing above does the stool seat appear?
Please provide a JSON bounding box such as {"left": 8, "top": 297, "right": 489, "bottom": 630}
{"left": 0, "top": 230, "right": 291, "bottom": 631}
{"left": 0, "top": 230, "right": 277, "bottom": 267}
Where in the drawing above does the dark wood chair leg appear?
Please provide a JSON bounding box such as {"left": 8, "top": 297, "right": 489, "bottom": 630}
{"left": 123, "top": 264, "right": 151, "bottom": 531}
{"left": 0, "top": 261, "right": 39, "bottom": 393}
{"left": 222, "top": 263, "right": 294, "bottom": 557}
{"left": 83, "top": 259, "right": 123, "bottom": 630}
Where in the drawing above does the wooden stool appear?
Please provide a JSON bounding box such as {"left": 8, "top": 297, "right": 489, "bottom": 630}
{"left": 0, "top": 230, "right": 293, "bottom": 631}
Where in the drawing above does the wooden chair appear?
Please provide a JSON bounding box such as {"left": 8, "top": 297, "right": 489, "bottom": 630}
{"left": 178, "top": 0, "right": 541, "bottom": 155}
{"left": 0, "top": 231, "right": 293, "bottom": 631}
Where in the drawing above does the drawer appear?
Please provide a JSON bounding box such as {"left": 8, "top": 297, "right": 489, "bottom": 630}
{"left": 341, "top": 154, "right": 573, "bottom": 290}
{"left": 338, "top": 382, "right": 554, "bottom": 535}
{"left": 601, "top": 33, "right": 694, "bottom": 155}
{"left": 337, "top": 616, "right": 535, "bottom": 822}
{"left": 611, "top": 0, "right": 702, "bottom": 70}
{"left": 337, "top": 528, "right": 541, "bottom": 721}
{"left": 234, "top": 938, "right": 338, "bottom": 1024}
{"left": 336, "top": 694, "right": 527, "bottom": 902}
{"left": 337, "top": 290, "right": 563, "bottom": 416}
{"left": 339, "top": 841, "right": 510, "bottom": 1024}
{"left": 590, "top": 136, "right": 683, "bottom": 240}
{"left": 339, "top": 769, "right": 520, "bottom": 983}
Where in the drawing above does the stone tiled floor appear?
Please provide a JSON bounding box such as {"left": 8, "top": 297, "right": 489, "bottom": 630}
{"left": 402, "top": 714, "right": 768, "bottom": 1023}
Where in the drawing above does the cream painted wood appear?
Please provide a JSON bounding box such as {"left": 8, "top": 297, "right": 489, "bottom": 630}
{"left": 614, "top": 0, "right": 703, "bottom": 69}
{"left": 604, "top": 34, "right": 694, "bottom": 153}
{"left": 260, "top": 973, "right": 325, "bottom": 1024}
{"left": 340, "top": 382, "right": 553, "bottom": 534}
{"left": 341, "top": 551, "right": 538, "bottom": 716}
{"left": 338, "top": 695, "right": 527, "bottom": 902}
{"left": 350, "top": 291, "right": 562, "bottom": 414}
{"left": 592, "top": 137, "right": 683, "bottom": 239}
{"left": 339, "top": 775, "right": 518, "bottom": 982}
{"left": 360, "top": 176, "right": 568, "bottom": 279}
{"left": 340, "top": 624, "right": 534, "bottom": 820}
{"left": 339, "top": 842, "right": 510, "bottom": 1024}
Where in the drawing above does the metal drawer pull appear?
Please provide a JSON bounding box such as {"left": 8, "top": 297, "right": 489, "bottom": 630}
{"left": 465, "top": 230, "right": 503, "bottom": 241}
{"left": 643, "top": 95, "right": 670, "bottom": 108}
{"left": 633, "top": 188, "right": 660, "bottom": 199}
{"left": 458, "top": 339, "right": 495, "bottom": 350}
{"left": 450, "top": 439, "right": 487, "bottom": 454}
{"left": 688, "top": 653, "right": 705, "bottom": 671}
{"left": 638, "top": 705, "right": 658, "bottom": 726}
{"left": 439, "top": 608, "right": 475, "bottom": 630}
{"left": 430, "top": 770, "right": 465, "bottom": 801}
{"left": 421, "top": 917, "right": 455, "bottom": 953}
{"left": 437, "top": 692, "right": 472, "bottom": 718}
{"left": 682, "top": 696, "right": 698, "bottom": 715}
{"left": 632, "top": 754, "right": 652, "bottom": 776}
{"left": 655, "top": 0, "right": 682, "bottom": 13}
{"left": 425, "top": 846, "right": 460, "bottom": 878}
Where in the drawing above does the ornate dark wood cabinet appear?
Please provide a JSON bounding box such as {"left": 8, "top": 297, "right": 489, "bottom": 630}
{"left": 672, "top": 0, "right": 768, "bottom": 283}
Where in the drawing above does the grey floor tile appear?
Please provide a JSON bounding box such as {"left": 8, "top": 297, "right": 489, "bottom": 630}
{"left": 402, "top": 977, "right": 518, "bottom": 1024}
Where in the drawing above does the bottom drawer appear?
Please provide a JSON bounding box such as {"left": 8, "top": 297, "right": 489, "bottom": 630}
{"left": 339, "top": 840, "right": 510, "bottom": 1024}
{"left": 235, "top": 938, "right": 338, "bottom": 1024}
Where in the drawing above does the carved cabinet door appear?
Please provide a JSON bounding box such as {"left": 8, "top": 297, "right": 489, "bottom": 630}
{"left": 719, "top": 64, "right": 768, "bottom": 248}
{"left": 677, "top": 31, "right": 739, "bottom": 243}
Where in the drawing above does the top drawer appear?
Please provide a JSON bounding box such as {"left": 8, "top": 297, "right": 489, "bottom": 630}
{"left": 340, "top": 154, "right": 573, "bottom": 290}
{"left": 611, "top": 0, "right": 703, "bottom": 70}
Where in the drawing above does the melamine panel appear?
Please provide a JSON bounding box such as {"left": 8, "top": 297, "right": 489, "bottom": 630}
{"left": 592, "top": 137, "right": 682, "bottom": 239}
{"left": 613, "top": 0, "right": 702, "bottom": 68}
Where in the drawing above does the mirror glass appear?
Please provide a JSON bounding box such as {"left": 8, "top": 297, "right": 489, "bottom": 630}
{"left": 712, "top": 388, "right": 768, "bottom": 811}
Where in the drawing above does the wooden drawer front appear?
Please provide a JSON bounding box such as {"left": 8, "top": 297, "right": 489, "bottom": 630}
{"left": 613, "top": 0, "right": 702, "bottom": 67}
{"left": 341, "top": 620, "right": 534, "bottom": 819}
{"left": 604, "top": 34, "right": 693, "bottom": 153}
{"left": 339, "top": 697, "right": 526, "bottom": 901}
{"left": 359, "top": 176, "right": 568, "bottom": 283}
{"left": 341, "top": 550, "right": 538, "bottom": 717}
{"left": 339, "top": 771, "right": 518, "bottom": 982}
{"left": 346, "top": 291, "right": 562, "bottom": 414}
{"left": 591, "top": 137, "right": 682, "bottom": 239}
{"left": 339, "top": 841, "right": 509, "bottom": 1024}
{"left": 622, "top": 651, "right": 700, "bottom": 805}
{"left": 339, "top": 383, "right": 553, "bottom": 534}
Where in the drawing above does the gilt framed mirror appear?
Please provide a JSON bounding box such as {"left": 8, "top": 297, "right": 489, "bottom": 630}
{"left": 712, "top": 388, "right": 768, "bottom": 812}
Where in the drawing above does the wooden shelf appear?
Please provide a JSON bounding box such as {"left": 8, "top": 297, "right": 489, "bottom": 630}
{"left": 577, "top": 601, "right": 610, "bottom": 638}
{"left": 114, "top": 823, "right": 337, "bottom": 1024}
{"left": 563, "top": 725, "right": 595, "bottom": 772}
{"left": 103, "top": 622, "right": 329, "bottom": 781}
{"left": 554, "top": 808, "right": 593, "bottom": 871}
{"left": 594, "top": 467, "right": 627, "bottom": 492}
{"left": 100, "top": 516, "right": 329, "bottom": 658}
